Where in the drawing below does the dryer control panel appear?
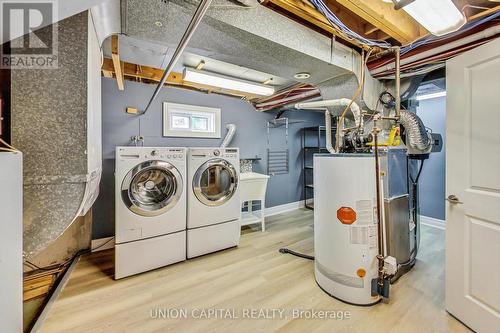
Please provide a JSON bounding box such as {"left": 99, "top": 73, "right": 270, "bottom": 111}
{"left": 189, "top": 148, "right": 239, "bottom": 160}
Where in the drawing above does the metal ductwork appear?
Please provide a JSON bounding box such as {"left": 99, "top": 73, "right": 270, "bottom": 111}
{"left": 295, "top": 98, "right": 362, "bottom": 128}
{"left": 11, "top": 10, "right": 108, "bottom": 258}
{"left": 399, "top": 110, "right": 432, "bottom": 152}
{"left": 121, "top": 0, "right": 385, "bottom": 109}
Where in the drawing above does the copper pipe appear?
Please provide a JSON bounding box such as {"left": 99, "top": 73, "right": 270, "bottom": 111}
{"left": 372, "top": 116, "right": 385, "bottom": 288}
{"left": 395, "top": 47, "right": 401, "bottom": 119}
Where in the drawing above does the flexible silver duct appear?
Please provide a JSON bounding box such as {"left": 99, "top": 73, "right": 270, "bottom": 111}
{"left": 399, "top": 110, "right": 432, "bottom": 151}
{"left": 220, "top": 123, "right": 237, "bottom": 148}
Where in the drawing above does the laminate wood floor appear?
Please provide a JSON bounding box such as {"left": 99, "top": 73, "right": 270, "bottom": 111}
{"left": 40, "top": 209, "right": 470, "bottom": 333}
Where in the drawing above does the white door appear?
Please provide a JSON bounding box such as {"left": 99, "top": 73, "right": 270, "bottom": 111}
{"left": 446, "top": 37, "right": 500, "bottom": 333}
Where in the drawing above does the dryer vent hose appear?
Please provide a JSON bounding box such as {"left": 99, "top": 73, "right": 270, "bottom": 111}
{"left": 220, "top": 123, "right": 236, "bottom": 148}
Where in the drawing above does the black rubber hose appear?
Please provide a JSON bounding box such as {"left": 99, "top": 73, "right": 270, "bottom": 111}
{"left": 415, "top": 159, "right": 425, "bottom": 183}
{"left": 279, "top": 248, "right": 314, "bottom": 260}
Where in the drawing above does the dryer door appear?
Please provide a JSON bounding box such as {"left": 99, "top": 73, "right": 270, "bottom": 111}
{"left": 122, "top": 160, "right": 183, "bottom": 217}
{"left": 193, "top": 159, "right": 238, "bottom": 207}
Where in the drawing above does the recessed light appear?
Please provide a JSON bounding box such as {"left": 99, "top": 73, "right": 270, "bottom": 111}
{"left": 154, "top": 21, "right": 163, "bottom": 27}
{"left": 294, "top": 72, "right": 311, "bottom": 79}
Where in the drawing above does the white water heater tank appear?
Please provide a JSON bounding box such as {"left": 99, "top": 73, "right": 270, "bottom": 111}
{"left": 314, "top": 153, "right": 381, "bottom": 305}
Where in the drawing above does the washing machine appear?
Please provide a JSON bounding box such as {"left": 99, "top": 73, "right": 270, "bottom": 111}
{"left": 187, "top": 148, "right": 240, "bottom": 258}
{"left": 115, "top": 146, "right": 187, "bottom": 279}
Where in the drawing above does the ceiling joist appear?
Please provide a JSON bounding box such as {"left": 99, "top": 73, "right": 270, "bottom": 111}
{"left": 111, "top": 35, "right": 125, "bottom": 91}
{"left": 101, "top": 58, "right": 262, "bottom": 100}
{"left": 261, "top": 0, "right": 428, "bottom": 47}
{"left": 331, "top": 0, "right": 425, "bottom": 44}
{"left": 260, "top": 0, "right": 372, "bottom": 50}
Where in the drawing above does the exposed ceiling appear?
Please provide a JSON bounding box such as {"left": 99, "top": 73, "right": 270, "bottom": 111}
{"left": 260, "top": 0, "right": 499, "bottom": 49}
{"left": 261, "top": 0, "right": 424, "bottom": 46}
{"left": 100, "top": 0, "right": 498, "bottom": 105}
{"left": 121, "top": 0, "right": 353, "bottom": 86}
{"left": 102, "top": 35, "right": 296, "bottom": 88}
{"left": 102, "top": 0, "right": 385, "bottom": 104}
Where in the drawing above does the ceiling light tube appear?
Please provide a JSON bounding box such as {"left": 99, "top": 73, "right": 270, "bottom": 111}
{"left": 416, "top": 91, "right": 446, "bottom": 101}
{"left": 394, "top": 0, "right": 466, "bottom": 36}
{"left": 183, "top": 68, "right": 275, "bottom": 96}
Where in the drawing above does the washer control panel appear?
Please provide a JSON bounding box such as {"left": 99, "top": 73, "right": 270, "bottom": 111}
{"left": 163, "top": 148, "right": 184, "bottom": 160}
{"left": 223, "top": 148, "right": 238, "bottom": 159}
{"left": 117, "top": 147, "right": 186, "bottom": 162}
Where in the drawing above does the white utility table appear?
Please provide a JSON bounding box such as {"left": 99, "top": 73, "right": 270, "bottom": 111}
{"left": 239, "top": 172, "right": 270, "bottom": 231}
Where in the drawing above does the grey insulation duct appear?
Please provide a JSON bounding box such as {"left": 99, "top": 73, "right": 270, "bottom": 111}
{"left": 11, "top": 11, "right": 104, "bottom": 259}
{"left": 220, "top": 124, "right": 237, "bottom": 148}
{"left": 399, "top": 110, "right": 432, "bottom": 151}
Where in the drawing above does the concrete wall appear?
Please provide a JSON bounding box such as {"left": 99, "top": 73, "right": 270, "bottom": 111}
{"left": 93, "top": 78, "right": 324, "bottom": 238}
{"left": 416, "top": 96, "right": 446, "bottom": 220}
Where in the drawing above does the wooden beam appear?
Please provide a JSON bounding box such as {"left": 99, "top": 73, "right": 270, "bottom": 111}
{"left": 260, "top": 0, "right": 372, "bottom": 50}
{"left": 468, "top": 5, "right": 500, "bottom": 21}
{"left": 327, "top": 0, "right": 425, "bottom": 44}
{"left": 111, "top": 35, "right": 124, "bottom": 91}
{"left": 101, "top": 58, "right": 262, "bottom": 100}
{"left": 366, "top": 30, "right": 391, "bottom": 42}
{"left": 364, "top": 23, "right": 379, "bottom": 36}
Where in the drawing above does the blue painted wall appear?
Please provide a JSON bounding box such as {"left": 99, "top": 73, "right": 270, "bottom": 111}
{"left": 416, "top": 96, "right": 446, "bottom": 220}
{"left": 93, "top": 78, "right": 324, "bottom": 238}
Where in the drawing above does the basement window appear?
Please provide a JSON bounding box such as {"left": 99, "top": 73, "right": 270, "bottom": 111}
{"left": 163, "top": 102, "right": 221, "bottom": 138}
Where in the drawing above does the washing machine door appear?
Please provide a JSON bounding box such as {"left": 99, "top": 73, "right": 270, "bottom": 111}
{"left": 193, "top": 158, "right": 238, "bottom": 207}
{"left": 122, "top": 160, "right": 183, "bottom": 217}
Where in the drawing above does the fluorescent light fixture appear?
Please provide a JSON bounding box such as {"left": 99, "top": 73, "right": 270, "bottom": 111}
{"left": 416, "top": 91, "right": 446, "bottom": 101}
{"left": 395, "top": 0, "right": 466, "bottom": 36}
{"left": 183, "top": 68, "right": 275, "bottom": 96}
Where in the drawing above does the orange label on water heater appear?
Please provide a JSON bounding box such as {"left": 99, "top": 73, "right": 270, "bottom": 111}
{"left": 337, "top": 207, "right": 357, "bottom": 225}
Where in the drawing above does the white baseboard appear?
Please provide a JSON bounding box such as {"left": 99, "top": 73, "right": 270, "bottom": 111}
{"left": 264, "top": 200, "right": 305, "bottom": 217}
{"left": 420, "top": 216, "right": 446, "bottom": 230}
{"left": 91, "top": 236, "right": 115, "bottom": 252}
{"left": 92, "top": 201, "right": 305, "bottom": 252}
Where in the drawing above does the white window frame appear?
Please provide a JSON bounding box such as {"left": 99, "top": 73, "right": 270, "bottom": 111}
{"left": 163, "top": 102, "right": 221, "bottom": 138}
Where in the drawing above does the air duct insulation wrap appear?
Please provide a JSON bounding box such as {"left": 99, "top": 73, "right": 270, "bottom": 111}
{"left": 11, "top": 12, "right": 102, "bottom": 259}
{"left": 399, "top": 110, "right": 431, "bottom": 151}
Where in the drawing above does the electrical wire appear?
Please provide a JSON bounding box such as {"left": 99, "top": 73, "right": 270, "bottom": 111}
{"left": 0, "top": 137, "right": 19, "bottom": 152}
{"left": 409, "top": 159, "right": 425, "bottom": 184}
{"left": 308, "top": 0, "right": 392, "bottom": 49}
{"left": 398, "top": 159, "right": 426, "bottom": 269}
{"left": 24, "top": 237, "right": 115, "bottom": 273}
{"left": 24, "top": 256, "right": 74, "bottom": 272}
{"left": 400, "top": 11, "right": 500, "bottom": 56}
{"left": 379, "top": 91, "right": 396, "bottom": 109}
{"left": 368, "top": 11, "right": 500, "bottom": 74}
{"left": 92, "top": 236, "right": 115, "bottom": 251}
{"left": 306, "top": 1, "right": 499, "bottom": 70}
